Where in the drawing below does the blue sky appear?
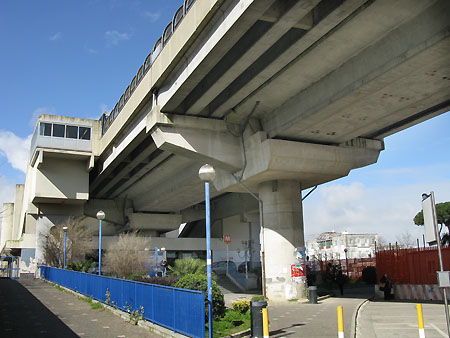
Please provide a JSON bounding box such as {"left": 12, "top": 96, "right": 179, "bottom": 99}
{"left": 1, "top": 1, "right": 449, "bottom": 244}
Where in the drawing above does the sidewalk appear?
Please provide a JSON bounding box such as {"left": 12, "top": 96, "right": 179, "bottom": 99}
{"left": 356, "top": 299, "right": 449, "bottom": 338}
{"left": 0, "top": 278, "right": 161, "bottom": 338}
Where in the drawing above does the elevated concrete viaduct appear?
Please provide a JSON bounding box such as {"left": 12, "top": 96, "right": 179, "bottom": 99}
{"left": 2, "top": 0, "right": 449, "bottom": 300}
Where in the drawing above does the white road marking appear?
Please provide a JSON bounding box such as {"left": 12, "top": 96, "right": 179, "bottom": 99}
{"left": 430, "top": 323, "right": 447, "bottom": 337}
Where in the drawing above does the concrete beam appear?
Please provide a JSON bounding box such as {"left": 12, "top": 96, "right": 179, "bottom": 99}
{"left": 214, "top": 132, "right": 382, "bottom": 192}
{"left": 159, "top": 0, "right": 278, "bottom": 112}
{"left": 110, "top": 151, "right": 172, "bottom": 199}
{"left": 214, "top": 0, "right": 369, "bottom": 119}
{"left": 181, "top": 0, "right": 319, "bottom": 116}
{"left": 147, "top": 107, "right": 242, "bottom": 171}
{"left": 258, "top": 0, "right": 450, "bottom": 141}
{"left": 83, "top": 199, "right": 129, "bottom": 225}
{"left": 129, "top": 213, "right": 182, "bottom": 232}
{"left": 95, "top": 143, "right": 157, "bottom": 197}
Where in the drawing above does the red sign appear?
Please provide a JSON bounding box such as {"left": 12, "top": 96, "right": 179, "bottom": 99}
{"left": 291, "top": 264, "right": 305, "bottom": 278}
{"left": 223, "top": 234, "right": 231, "bottom": 244}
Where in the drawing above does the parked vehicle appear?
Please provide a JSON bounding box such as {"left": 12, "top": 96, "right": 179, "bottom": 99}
{"left": 212, "top": 261, "right": 236, "bottom": 275}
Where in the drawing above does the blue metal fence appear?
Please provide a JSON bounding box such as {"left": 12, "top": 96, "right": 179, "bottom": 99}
{"left": 40, "top": 266, "right": 205, "bottom": 338}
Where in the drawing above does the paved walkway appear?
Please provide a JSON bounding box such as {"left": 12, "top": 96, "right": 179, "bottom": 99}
{"left": 6, "top": 277, "right": 448, "bottom": 338}
{"left": 0, "top": 278, "right": 161, "bottom": 338}
{"left": 357, "top": 299, "right": 450, "bottom": 338}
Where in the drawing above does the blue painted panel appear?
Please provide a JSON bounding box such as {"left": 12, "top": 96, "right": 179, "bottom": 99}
{"left": 40, "top": 267, "right": 205, "bottom": 338}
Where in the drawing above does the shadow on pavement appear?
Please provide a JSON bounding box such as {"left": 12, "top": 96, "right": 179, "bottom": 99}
{"left": 269, "top": 322, "right": 305, "bottom": 336}
{"left": 0, "top": 278, "right": 79, "bottom": 338}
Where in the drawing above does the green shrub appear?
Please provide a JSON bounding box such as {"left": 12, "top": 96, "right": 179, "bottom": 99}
{"left": 175, "top": 273, "right": 225, "bottom": 320}
{"left": 362, "top": 266, "right": 377, "bottom": 284}
{"left": 232, "top": 301, "right": 250, "bottom": 314}
{"left": 68, "top": 259, "right": 95, "bottom": 272}
{"left": 168, "top": 258, "right": 206, "bottom": 277}
{"left": 132, "top": 275, "right": 180, "bottom": 286}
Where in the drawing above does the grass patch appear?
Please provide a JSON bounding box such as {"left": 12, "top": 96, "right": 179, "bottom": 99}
{"left": 90, "top": 302, "right": 103, "bottom": 310}
{"left": 79, "top": 296, "right": 103, "bottom": 310}
{"left": 55, "top": 285, "right": 63, "bottom": 292}
{"left": 207, "top": 309, "right": 250, "bottom": 337}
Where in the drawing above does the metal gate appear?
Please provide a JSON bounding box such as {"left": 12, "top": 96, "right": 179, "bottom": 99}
{"left": 0, "top": 256, "right": 20, "bottom": 279}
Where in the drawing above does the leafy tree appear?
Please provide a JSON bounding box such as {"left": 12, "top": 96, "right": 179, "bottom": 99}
{"left": 414, "top": 201, "right": 450, "bottom": 243}
{"left": 168, "top": 257, "right": 206, "bottom": 277}
{"left": 175, "top": 273, "right": 225, "bottom": 320}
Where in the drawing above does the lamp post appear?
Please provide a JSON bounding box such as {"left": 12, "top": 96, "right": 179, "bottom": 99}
{"left": 344, "top": 248, "right": 349, "bottom": 276}
{"left": 96, "top": 210, "right": 105, "bottom": 276}
{"left": 63, "top": 226, "right": 68, "bottom": 269}
{"left": 199, "top": 164, "right": 215, "bottom": 338}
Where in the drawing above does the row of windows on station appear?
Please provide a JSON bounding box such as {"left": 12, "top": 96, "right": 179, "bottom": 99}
{"left": 39, "top": 122, "right": 91, "bottom": 140}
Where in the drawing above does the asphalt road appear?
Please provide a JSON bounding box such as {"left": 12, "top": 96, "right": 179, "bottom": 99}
{"left": 266, "top": 287, "right": 373, "bottom": 337}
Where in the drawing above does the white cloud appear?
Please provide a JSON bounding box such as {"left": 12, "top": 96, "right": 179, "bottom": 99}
{"left": 49, "top": 32, "right": 62, "bottom": 41}
{"left": 142, "top": 11, "right": 160, "bottom": 23}
{"left": 0, "top": 176, "right": 15, "bottom": 206}
{"left": 303, "top": 178, "right": 450, "bottom": 244}
{"left": 29, "top": 107, "right": 55, "bottom": 129}
{"left": 84, "top": 45, "right": 98, "bottom": 54}
{"left": 105, "top": 30, "right": 130, "bottom": 46}
{"left": 0, "top": 131, "right": 31, "bottom": 173}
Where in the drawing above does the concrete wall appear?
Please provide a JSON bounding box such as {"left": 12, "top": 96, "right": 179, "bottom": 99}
{"left": 34, "top": 157, "right": 89, "bottom": 201}
{"left": 0, "top": 203, "right": 14, "bottom": 252}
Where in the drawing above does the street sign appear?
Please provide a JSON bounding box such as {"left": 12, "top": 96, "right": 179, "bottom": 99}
{"left": 223, "top": 234, "right": 231, "bottom": 244}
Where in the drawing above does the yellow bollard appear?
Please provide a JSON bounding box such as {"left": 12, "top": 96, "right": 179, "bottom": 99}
{"left": 416, "top": 304, "right": 426, "bottom": 338}
{"left": 262, "top": 307, "right": 269, "bottom": 338}
{"left": 337, "top": 306, "right": 344, "bottom": 338}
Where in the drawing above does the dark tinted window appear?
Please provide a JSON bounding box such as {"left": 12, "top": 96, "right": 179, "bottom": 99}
{"left": 66, "top": 125, "right": 78, "bottom": 139}
{"left": 79, "top": 127, "right": 91, "bottom": 140}
{"left": 39, "top": 123, "right": 52, "bottom": 136}
{"left": 52, "top": 124, "right": 65, "bottom": 137}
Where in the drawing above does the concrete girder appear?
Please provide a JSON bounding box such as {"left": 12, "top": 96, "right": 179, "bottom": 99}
{"left": 119, "top": 155, "right": 217, "bottom": 213}
{"left": 109, "top": 151, "right": 172, "bottom": 199}
{"left": 147, "top": 107, "right": 242, "bottom": 171}
{"left": 128, "top": 213, "right": 182, "bottom": 232}
{"left": 83, "top": 199, "right": 130, "bottom": 225}
{"left": 181, "top": 0, "right": 319, "bottom": 116}
{"left": 158, "top": 0, "right": 278, "bottom": 112}
{"left": 213, "top": 0, "right": 370, "bottom": 119}
{"left": 214, "top": 132, "right": 383, "bottom": 193}
{"left": 95, "top": 143, "right": 157, "bottom": 197}
{"left": 90, "top": 128, "right": 148, "bottom": 193}
{"left": 247, "top": 0, "right": 450, "bottom": 142}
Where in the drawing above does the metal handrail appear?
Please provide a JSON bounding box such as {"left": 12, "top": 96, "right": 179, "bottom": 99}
{"left": 100, "top": 0, "right": 197, "bottom": 135}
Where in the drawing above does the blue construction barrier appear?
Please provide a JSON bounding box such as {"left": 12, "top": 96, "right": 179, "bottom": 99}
{"left": 40, "top": 266, "right": 205, "bottom": 338}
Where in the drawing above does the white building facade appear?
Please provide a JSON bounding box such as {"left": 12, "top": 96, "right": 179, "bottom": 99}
{"left": 306, "top": 231, "right": 378, "bottom": 262}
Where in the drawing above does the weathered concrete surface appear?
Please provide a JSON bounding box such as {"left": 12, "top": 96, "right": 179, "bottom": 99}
{"left": 259, "top": 180, "right": 304, "bottom": 301}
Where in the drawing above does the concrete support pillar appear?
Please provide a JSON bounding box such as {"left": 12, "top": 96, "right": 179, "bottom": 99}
{"left": 259, "top": 180, "right": 305, "bottom": 301}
